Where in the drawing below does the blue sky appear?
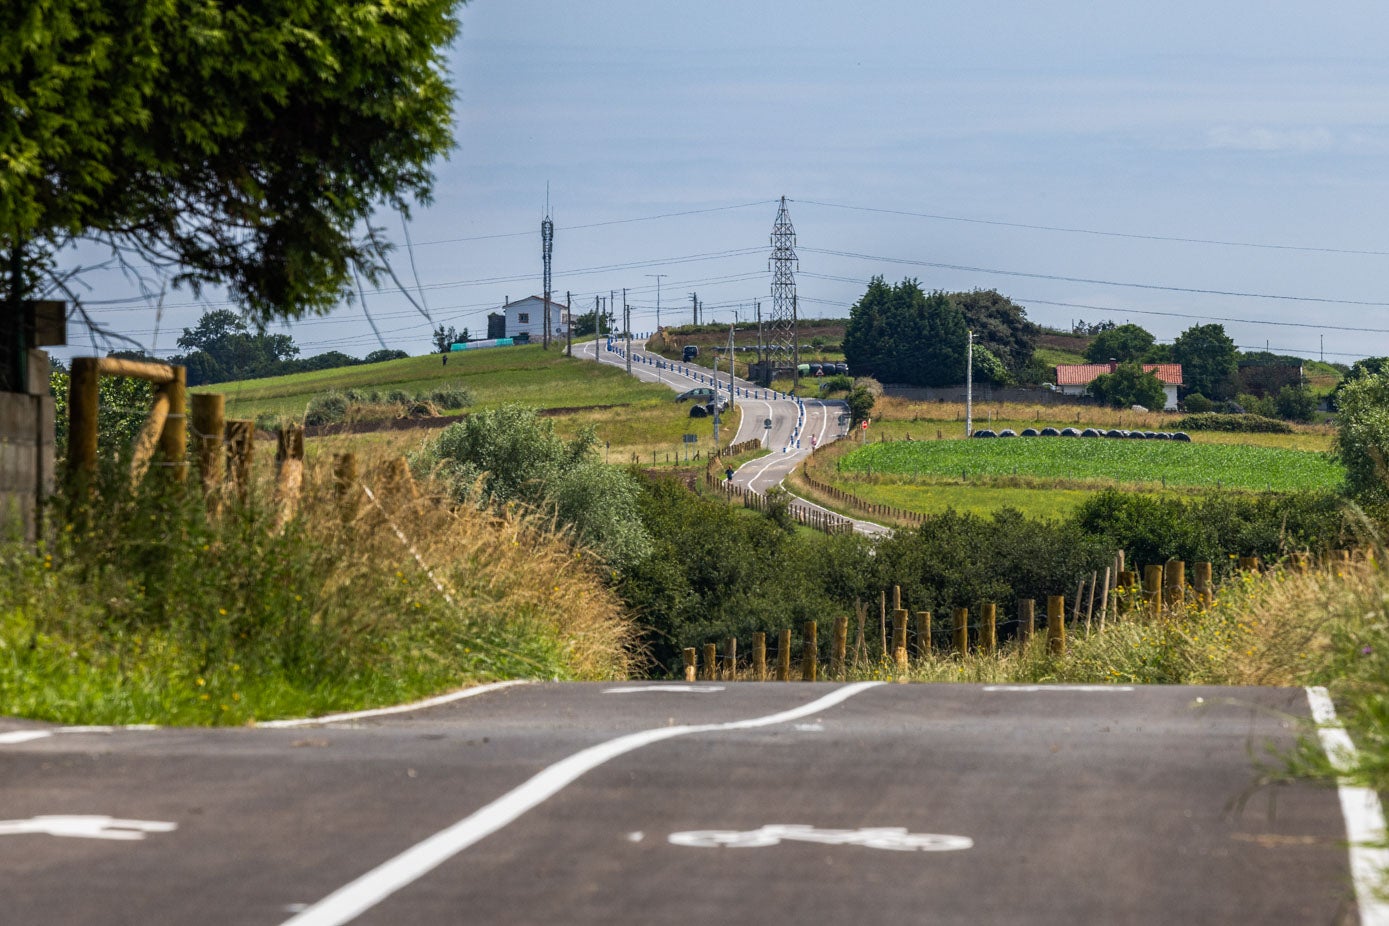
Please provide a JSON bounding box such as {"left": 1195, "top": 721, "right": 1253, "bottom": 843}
{"left": 65, "top": 0, "right": 1389, "bottom": 365}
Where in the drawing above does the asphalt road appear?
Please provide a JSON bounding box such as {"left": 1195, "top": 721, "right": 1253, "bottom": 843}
{"left": 574, "top": 338, "right": 889, "bottom": 536}
{"left": 0, "top": 682, "right": 1364, "bottom": 925}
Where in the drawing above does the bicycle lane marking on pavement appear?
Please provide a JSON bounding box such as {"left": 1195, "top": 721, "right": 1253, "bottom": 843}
{"left": 280, "top": 682, "right": 885, "bottom": 926}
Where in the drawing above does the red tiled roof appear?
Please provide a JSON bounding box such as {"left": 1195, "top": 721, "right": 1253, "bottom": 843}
{"left": 1055, "top": 362, "right": 1182, "bottom": 386}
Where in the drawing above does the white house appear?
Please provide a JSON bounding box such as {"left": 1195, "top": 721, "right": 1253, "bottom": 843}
{"left": 1055, "top": 362, "right": 1183, "bottom": 411}
{"left": 501, "top": 295, "right": 570, "bottom": 341}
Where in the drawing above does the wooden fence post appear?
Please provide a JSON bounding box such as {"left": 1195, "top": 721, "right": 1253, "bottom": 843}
{"left": 1163, "top": 560, "right": 1185, "bottom": 611}
{"left": 1195, "top": 561, "right": 1213, "bottom": 609}
{"left": 158, "top": 365, "right": 187, "bottom": 483}
{"left": 702, "top": 643, "right": 717, "bottom": 682}
{"left": 915, "top": 611, "right": 932, "bottom": 658}
{"left": 1018, "top": 599, "right": 1035, "bottom": 643}
{"left": 981, "top": 603, "right": 996, "bottom": 656}
{"left": 778, "top": 629, "right": 792, "bottom": 681}
{"left": 879, "top": 590, "right": 888, "bottom": 658}
{"left": 274, "top": 425, "right": 305, "bottom": 529}
{"left": 801, "top": 621, "right": 817, "bottom": 681}
{"left": 753, "top": 632, "right": 767, "bottom": 681}
{"left": 683, "top": 648, "right": 697, "bottom": 682}
{"left": 892, "top": 609, "right": 909, "bottom": 671}
{"left": 1047, "top": 595, "right": 1066, "bottom": 655}
{"left": 953, "top": 607, "right": 969, "bottom": 655}
{"left": 725, "top": 637, "right": 738, "bottom": 681}
{"left": 1097, "top": 568, "right": 1111, "bottom": 630}
{"left": 128, "top": 389, "right": 171, "bottom": 486}
{"left": 1143, "top": 565, "right": 1164, "bottom": 618}
{"left": 832, "top": 617, "right": 848, "bottom": 678}
{"left": 333, "top": 452, "right": 359, "bottom": 523}
{"left": 225, "top": 419, "right": 255, "bottom": 501}
{"left": 190, "top": 393, "right": 225, "bottom": 497}
{"left": 66, "top": 357, "right": 100, "bottom": 486}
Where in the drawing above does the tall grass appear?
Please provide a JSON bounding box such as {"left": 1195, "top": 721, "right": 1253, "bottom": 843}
{"left": 0, "top": 454, "right": 633, "bottom": 725}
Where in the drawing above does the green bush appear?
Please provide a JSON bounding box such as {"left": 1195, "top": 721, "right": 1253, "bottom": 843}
{"left": 1334, "top": 372, "right": 1389, "bottom": 506}
{"left": 1181, "top": 393, "right": 1214, "bottom": 414}
{"left": 304, "top": 391, "right": 350, "bottom": 426}
{"left": 428, "top": 386, "right": 473, "bottom": 410}
{"left": 822, "top": 374, "right": 853, "bottom": 394}
{"left": 1170, "top": 412, "right": 1292, "bottom": 434}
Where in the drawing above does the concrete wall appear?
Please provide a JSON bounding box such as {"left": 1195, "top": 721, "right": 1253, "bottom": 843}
{"left": 883, "top": 383, "right": 1091, "bottom": 406}
{"left": 0, "top": 350, "right": 54, "bottom": 542}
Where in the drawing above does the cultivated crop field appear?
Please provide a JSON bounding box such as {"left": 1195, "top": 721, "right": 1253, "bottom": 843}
{"left": 840, "top": 437, "right": 1343, "bottom": 492}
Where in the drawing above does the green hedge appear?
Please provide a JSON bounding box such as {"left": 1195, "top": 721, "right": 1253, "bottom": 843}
{"left": 1170, "top": 413, "right": 1292, "bottom": 434}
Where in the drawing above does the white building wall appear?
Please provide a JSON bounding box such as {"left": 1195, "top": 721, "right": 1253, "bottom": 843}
{"left": 504, "top": 297, "right": 569, "bottom": 341}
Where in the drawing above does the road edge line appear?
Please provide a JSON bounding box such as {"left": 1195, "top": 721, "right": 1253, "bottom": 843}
{"left": 257, "top": 680, "right": 531, "bottom": 729}
{"left": 280, "top": 682, "right": 884, "bottom": 926}
{"left": 1306, "top": 685, "right": 1389, "bottom": 926}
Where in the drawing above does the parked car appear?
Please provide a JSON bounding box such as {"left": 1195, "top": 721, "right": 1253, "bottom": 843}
{"left": 691, "top": 395, "right": 729, "bottom": 418}
{"left": 675, "top": 387, "right": 716, "bottom": 403}
{"left": 683, "top": 345, "right": 699, "bottom": 361}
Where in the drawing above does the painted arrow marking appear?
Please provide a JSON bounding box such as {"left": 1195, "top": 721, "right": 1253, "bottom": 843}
{"left": 0, "top": 816, "right": 177, "bottom": 841}
{"left": 669, "top": 825, "right": 973, "bottom": 852}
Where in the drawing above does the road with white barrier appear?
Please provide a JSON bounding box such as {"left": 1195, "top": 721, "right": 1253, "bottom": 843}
{"left": 575, "top": 337, "right": 889, "bottom": 536}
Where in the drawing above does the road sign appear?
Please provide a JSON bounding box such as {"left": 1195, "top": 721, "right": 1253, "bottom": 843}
{"left": 682, "top": 434, "right": 698, "bottom": 443}
{"left": 860, "top": 420, "right": 868, "bottom": 430}
{"left": 763, "top": 418, "right": 772, "bottom": 429}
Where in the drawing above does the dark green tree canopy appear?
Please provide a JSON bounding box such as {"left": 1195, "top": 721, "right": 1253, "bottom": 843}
{"left": 174, "top": 309, "right": 299, "bottom": 384}
{"left": 3, "top": 0, "right": 462, "bottom": 328}
{"left": 1088, "top": 362, "right": 1167, "bottom": 410}
{"left": 843, "top": 277, "right": 967, "bottom": 386}
{"left": 1083, "top": 323, "right": 1156, "bottom": 363}
{"left": 1172, "top": 323, "right": 1239, "bottom": 399}
{"left": 946, "top": 289, "right": 1038, "bottom": 375}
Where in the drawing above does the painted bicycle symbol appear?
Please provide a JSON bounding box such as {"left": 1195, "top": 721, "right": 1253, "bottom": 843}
{"left": 668, "top": 824, "right": 972, "bottom": 852}
{"left": 0, "top": 815, "right": 177, "bottom": 841}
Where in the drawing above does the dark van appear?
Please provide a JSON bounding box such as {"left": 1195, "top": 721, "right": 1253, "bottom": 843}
{"left": 682, "top": 345, "right": 699, "bottom": 361}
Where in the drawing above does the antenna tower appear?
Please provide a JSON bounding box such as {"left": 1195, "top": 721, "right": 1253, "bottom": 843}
{"left": 768, "top": 196, "right": 798, "bottom": 386}
{"left": 541, "top": 193, "right": 554, "bottom": 350}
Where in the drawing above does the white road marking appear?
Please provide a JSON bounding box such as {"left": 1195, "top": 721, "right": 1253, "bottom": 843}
{"left": 57, "top": 724, "right": 160, "bottom": 733}
{"left": 982, "top": 685, "right": 1136, "bottom": 693}
{"left": 602, "top": 685, "right": 726, "bottom": 694}
{"left": 281, "top": 682, "right": 884, "bottom": 926}
{"left": 625, "top": 831, "right": 644, "bottom": 842}
{"left": 1306, "top": 686, "right": 1389, "bottom": 926}
{"left": 668, "top": 824, "right": 972, "bottom": 852}
{"left": 0, "top": 731, "right": 51, "bottom": 745}
{"left": 0, "top": 815, "right": 177, "bottom": 841}
{"left": 793, "top": 723, "right": 824, "bottom": 732}
{"left": 259, "top": 680, "right": 530, "bottom": 729}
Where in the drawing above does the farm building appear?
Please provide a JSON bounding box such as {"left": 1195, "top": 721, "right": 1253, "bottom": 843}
{"left": 1055, "top": 362, "right": 1183, "bottom": 410}
{"left": 497, "top": 296, "right": 570, "bottom": 342}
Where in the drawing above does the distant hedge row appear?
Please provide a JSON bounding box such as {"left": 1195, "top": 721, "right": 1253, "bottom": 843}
{"left": 1170, "top": 413, "right": 1292, "bottom": 434}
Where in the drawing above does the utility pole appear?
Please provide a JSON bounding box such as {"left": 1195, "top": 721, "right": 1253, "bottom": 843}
{"left": 690, "top": 292, "right": 698, "bottom": 327}
{"left": 624, "top": 288, "right": 631, "bottom": 375}
{"left": 965, "top": 330, "right": 974, "bottom": 437}
{"left": 647, "top": 273, "right": 666, "bottom": 330}
{"left": 756, "top": 300, "right": 765, "bottom": 386}
{"left": 727, "top": 323, "right": 736, "bottom": 409}
{"left": 565, "top": 290, "right": 572, "bottom": 356}
{"left": 541, "top": 195, "right": 553, "bottom": 350}
{"left": 595, "top": 295, "right": 602, "bottom": 345}
{"left": 769, "top": 196, "right": 799, "bottom": 391}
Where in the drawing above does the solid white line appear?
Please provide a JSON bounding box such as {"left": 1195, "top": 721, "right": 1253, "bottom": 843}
{"left": 1306, "top": 686, "right": 1389, "bottom": 926}
{"left": 0, "top": 731, "right": 52, "bottom": 745}
{"left": 258, "top": 681, "right": 530, "bottom": 729}
{"left": 982, "top": 685, "right": 1135, "bottom": 693}
{"left": 281, "top": 682, "right": 884, "bottom": 926}
{"left": 602, "top": 685, "right": 725, "bottom": 694}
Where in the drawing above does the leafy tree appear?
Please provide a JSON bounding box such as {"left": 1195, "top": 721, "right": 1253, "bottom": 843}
{"left": 947, "top": 289, "right": 1038, "bottom": 375}
{"left": 1083, "top": 323, "right": 1156, "bottom": 363}
{"left": 571, "top": 308, "right": 615, "bottom": 338}
{"left": 1328, "top": 357, "right": 1389, "bottom": 411}
{"left": 3, "top": 0, "right": 462, "bottom": 384}
{"left": 1172, "top": 324, "right": 1238, "bottom": 400}
{"left": 1333, "top": 372, "right": 1389, "bottom": 505}
{"left": 846, "top": 386, "right": 876, "bottom": 425}
{"left": 1273, "top": 384, "right": 1317, "bottom": 423}
{"left": 364, "top": 349, "right": 410, "bottom": 364}
{"left": 1088, "top": 362, "right": 1167, "bottom": 410}
{"left": 173, "top": 309, "right": 299, "bottom": 385}
{"left": 432, "top": 325, "right": 459, "bottom": 353}
{"left": 970, "top": 345, "right": 1010, "bottom": 385}
{"left": 844, "top": 278, "right": 967, "bottom": 386}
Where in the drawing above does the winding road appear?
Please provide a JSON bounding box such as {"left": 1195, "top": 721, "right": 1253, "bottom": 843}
{"left": 575, "top": 337, "right": 888, "bottom": 535}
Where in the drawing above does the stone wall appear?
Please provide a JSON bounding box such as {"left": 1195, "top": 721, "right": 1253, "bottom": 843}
{"left": 0, "top": 350, "right": 55, "bottom": 542}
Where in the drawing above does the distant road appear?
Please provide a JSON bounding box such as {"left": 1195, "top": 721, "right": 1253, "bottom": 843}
{"left": 0, "top": 682, "right": 1367, "bottom": 924}
{"left": 574, "top": 339, "right": 888, "bottom": 536}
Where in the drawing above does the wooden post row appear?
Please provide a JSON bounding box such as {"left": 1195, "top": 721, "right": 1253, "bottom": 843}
{"left": 801, "top": 622, "right": 817, "bottom": 681}
{"left": 1047, "top": 595, "right": 1066, "bottom": 655}
{"left": 778, "top": 629, "right": 792, "bottom": 681}
{"left": 832, "top": 617, "right": 848, "bottom": 679}
{"left": 753, "top": 632, "right": 767, "bottom": 682}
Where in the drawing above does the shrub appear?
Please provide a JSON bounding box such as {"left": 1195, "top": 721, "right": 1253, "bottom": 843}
{"left": 822, "top": 374, "right": 854, "bottom": 394}
{"left": 1170, "top": 413, "right": 1292, "bottom": 434}
{"left": 304, "top": 391, "right": 350, "bottom": 426}
{"left": 1182, "top": 393, "right": 1214, "bottom": 414}
{"left": 1334, "top": 371, "right": 1389, "bottom": 506}
{"left": 428, "top": 386, "right": 473, "bottom": 410}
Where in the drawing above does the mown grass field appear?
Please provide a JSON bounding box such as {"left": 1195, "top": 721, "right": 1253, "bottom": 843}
{"left": 207, "top": 344, "right": 738, "bottom": 462}
{"left": 840, "top": 437, "right": 1342, "bottom": 493}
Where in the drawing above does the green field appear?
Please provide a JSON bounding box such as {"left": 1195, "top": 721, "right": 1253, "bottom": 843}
{"left": 840, "top": 437, "right": 1343, "bottom": 493}
{"left": 206, "top": 344, "right": 738, "bottom": 460}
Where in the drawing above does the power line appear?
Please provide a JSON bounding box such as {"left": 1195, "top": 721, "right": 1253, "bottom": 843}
{"left": 793, "top": 198, "right": 1389, "bottom": 258}
{"left": 800, "top": 247, "right": 1389, "bottom": 309}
